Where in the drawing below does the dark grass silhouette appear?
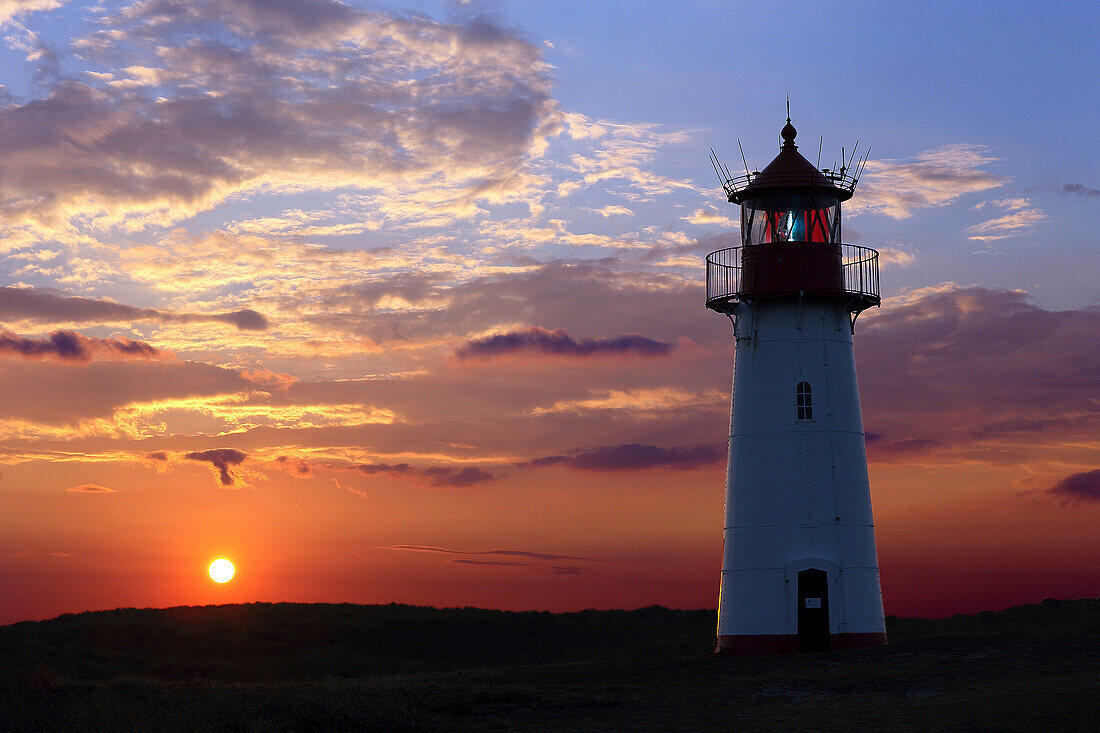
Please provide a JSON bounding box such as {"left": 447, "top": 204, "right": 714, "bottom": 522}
{"left": 1, "top": 599, "right": 1096, "bottom": 731}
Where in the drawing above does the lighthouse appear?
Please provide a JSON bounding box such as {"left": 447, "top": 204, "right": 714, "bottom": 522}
{"left": 706, "top": 115, "right": 886, "bottom": 655}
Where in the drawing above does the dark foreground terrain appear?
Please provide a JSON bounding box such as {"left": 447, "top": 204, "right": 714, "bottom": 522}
{"left": 1, "top": 599, "right": 1096, "bottom": 731}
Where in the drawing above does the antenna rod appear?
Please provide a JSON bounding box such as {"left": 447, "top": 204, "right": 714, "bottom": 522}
{"left": 816, "top": 135, "right": 823, "bottom": 169}
{"left": 841, "top": 146, "right": 846, "bottom": 172}
{"left": 786, "top": 94, "right": 790, "bottom": 121}
{"left": 856, "top": 146, "right": 871, "bottom": 180}
{"left": 738, "top": 139, "right": 751, "bottom": 178}
{"left": 709, "top": 149, "right": 724, "bottom": 184}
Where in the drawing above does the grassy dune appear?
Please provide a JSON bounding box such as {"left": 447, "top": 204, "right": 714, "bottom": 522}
{"left": 1, "top": 599, "right": 1096, "bottom": 731}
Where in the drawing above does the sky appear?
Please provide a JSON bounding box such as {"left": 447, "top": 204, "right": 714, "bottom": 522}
{"left": 0, "top": 0, "right": 1097, "bottom": 625}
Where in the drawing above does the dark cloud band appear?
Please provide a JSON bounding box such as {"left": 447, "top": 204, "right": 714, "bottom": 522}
{"left": 528, "top": 443, "right": 723, "bottom": 471}
{"left": 0, "top": 288, "right": 268, "bottom": 331}
{"left": 0, "top": 329, "right": 158, "bottom": 361}
{"left": 456, "top": 326, "right": 673, "bottom": 359}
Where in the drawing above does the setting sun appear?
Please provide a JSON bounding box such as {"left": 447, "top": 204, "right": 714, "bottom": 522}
{"left": 208, "top": 559, "right": 235, "bottom": 584}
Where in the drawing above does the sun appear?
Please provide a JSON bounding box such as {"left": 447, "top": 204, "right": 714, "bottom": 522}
{"left": 208, "top": 558, "right": 235, "bottom": 584}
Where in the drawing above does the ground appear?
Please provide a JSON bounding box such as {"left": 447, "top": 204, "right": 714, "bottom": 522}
{"left": 2, "top": 600, "right": 1096, "bottom": 731}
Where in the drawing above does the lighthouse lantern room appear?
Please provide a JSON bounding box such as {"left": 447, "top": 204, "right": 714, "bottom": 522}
{"left": 706, "top": 114, "right": 886, "bottom": 655}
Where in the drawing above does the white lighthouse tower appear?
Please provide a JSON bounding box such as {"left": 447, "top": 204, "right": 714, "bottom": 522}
{"left": 706, "top": 116, "right": 886, "bottom": 655}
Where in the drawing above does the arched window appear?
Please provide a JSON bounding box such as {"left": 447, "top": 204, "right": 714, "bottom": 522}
{"left": 796, "top": 381, "right": 812, "bottom": 420}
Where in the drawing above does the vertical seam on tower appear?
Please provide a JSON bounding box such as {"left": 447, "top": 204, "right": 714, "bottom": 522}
{"left": 821, "top": 306, "right": 847, "bottom": 634}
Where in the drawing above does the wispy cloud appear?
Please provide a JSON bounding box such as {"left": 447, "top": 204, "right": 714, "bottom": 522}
{"left": 682, "top": 207, "right": 735, "bottom": 227}
{"left": 852, "top": 145, "right": 1007, "bottom": 219}
{"left": 1025, "top": 182, "right": 1100, "bottom": 197}
{"left": 65, "top": 483, "right": 115, "bottom": 493}
{"left": 528, "top": 443, "right": 723, "bottom": 471}
{"left": 588, "top": 205, "right": 634, "bottom": 217}
{"left": 967, "top": 197, "right": 1047, "bottom": 240}
{"left": 388, "top": 544, "right": 600, "bottom": 562}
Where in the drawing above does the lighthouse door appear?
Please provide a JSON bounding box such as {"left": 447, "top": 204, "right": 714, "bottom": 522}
{"left": 797, "top": 569, "right": 830, "bottom": 652}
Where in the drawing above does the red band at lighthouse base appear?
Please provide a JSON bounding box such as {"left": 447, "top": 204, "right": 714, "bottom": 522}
{"left": 713, "top": 632, "right": 887, "bottom": 656}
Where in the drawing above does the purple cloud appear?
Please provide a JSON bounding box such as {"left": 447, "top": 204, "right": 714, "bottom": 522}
{"left": 351, "top": 463, "right": 496, "bottom": 488}
{"left": 863, "top": 434, "right": 939, "bottom": 459}
{"left": 420, "top": 466, "right": 497, "bottom": 488}
{"left": 0, "top": 330, "right": 158, "bottom": 361}
{"left": 353, "top": 462, "right": 413, "bottom": 476}
{"left": 1059, "top": 183, "right": 1100, "bottom": 196}
{"left": 185, "top": 448, "right": 247, "bottom": 486}
{"left": 1047, "top": 470, "right": 1100, "bottom": 503}
{"left": 456, "top": 326, "right": 674, "bottom": 359}
{"left": 530, "top": 443, "right": 723, "bottom": 472}
{"left": 1026, "top": 182, "right": 1100, "bottom": 197}
{"left": 0, "top": 288, "right": 268, "bottom": 331}
{"left": 388, "top": 545, "right": 599, "bottom": 562}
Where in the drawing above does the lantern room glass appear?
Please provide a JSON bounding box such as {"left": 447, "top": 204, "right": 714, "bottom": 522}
{"left": 741, "top": 194, "right": 840, "bottom": 246}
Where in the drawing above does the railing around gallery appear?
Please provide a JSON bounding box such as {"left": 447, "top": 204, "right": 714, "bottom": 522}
{"left": 705, "top": 243, "right": 879, "bottom": 310}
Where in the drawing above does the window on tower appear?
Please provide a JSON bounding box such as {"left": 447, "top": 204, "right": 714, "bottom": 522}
{"left": 796, "top": 381, "right": 813, "bottom": 420}
{"left": 742, "top": 194, "right": 840, "bottom": 246}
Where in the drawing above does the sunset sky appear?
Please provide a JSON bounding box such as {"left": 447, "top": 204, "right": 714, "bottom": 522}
{"left": 1, "top": 0, "right": 1097, "bottom": 625}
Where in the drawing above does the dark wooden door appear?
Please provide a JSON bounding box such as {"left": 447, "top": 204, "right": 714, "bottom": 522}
{"left": 797, "top": 569, "right": 830, "bottom": 652}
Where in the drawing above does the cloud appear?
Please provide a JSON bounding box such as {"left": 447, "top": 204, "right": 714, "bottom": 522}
{"left": 351, "top": 462, "right": 496, "bottom": 488}
{"left": 530, "top": 387, "right": 721, "bottom": 416}
{"left": 556, "top": 116, "right": 694, "bottom": 198}
{"left": 455, "top": 326, "right": 674, "bottom": 359}
{"left": 274, "top": 455, "right": 311, "bottom": 476}
{"left": 864, "top": 433, "right": 939, "bottom": 460}
{"left": 683, "top": 207, "right": 736, "bottom": 227}
{"left": 448, "top": 559, "right": 528, "bottom": 567}
{"left": 0, "top": 0, "right": 62, "bottom": 25}
{"left": 388, "top": 545, "right": 599, "bottom": 562}
{"left": 876, "top": 245, "right": 917, "bottom": 268}
{"left": 529, "top": 443, "right": 724, "bottom": 471}
{"left": 420, "top": 466, "right": 497, "bottom": 488}
{"left": 353, "top": 462, "right": 414, "bottom": 476}
{"left": 0, "top": 359, "right": 285, "bottom": 427}
{"left": 65, "top": 483, "right": 115, "bottom": 493}
{"left": 589, "top": 205, "right": 634, "bottom": 217}
{"left": 857, "top": 286, "right": 1100, "bottom": 465}
{"left": 0, "top": 329, "right": 159, "bottom": 361}
{"left": 0, "top": 288, "right": 269, "bottom": 331}
{"left": 852, "top": 145, "right": 1007, "bottom": 219}
{"left": 184, "top": 448, "right": 247, "bottom": 486}
{"left": 1026, "top": 182, "right": 1100, "bottom": 197}
{"left": 1057, "top": 183, "right": 1100, "bottom": 196}
{"left": 967, "top": 197, "right": 1047, "bottom": 240}
{"left": 0, "top": 0, "right": 560, "bottom": 230}
{"left": 1046, "top": 470, "right": 1100, "bottom": 503}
